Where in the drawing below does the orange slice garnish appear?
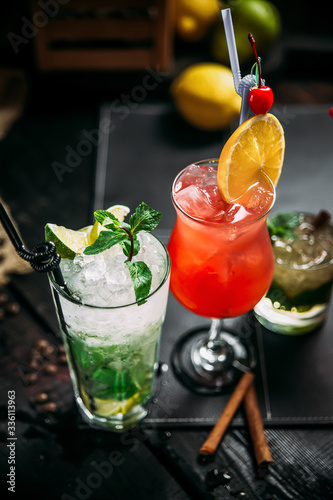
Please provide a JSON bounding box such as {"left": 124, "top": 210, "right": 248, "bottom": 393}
{"left": 217, "top": 113, "right": 285, "bottom": 202}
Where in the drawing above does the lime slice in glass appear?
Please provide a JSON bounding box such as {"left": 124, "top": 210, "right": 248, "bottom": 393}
{"left": 94, "top": 392, "right": 141, "bottom": 417}
{"left": 88, "top": 204, "right": 130, "bottom": 244}
{"left": 45, "top": 223, "right": 90, "bottom": 260}
{"left": 45, "top": 205, "right": 130, "bottom": 259}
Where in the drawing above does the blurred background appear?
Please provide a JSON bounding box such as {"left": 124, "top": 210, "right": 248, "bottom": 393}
{"left": 1, "top": 0, "right": 332, "bottom": 237}
{"left": 1, "top": 0, "right": 333, "bottom": 121}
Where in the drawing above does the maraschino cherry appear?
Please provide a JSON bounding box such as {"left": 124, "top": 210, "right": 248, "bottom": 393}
{"left": 247, "top": 33, "right": 273, "bottom": 115}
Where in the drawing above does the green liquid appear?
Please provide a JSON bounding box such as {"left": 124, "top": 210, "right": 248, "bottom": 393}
{"left": 267, "top": 279, "right": 333, "bottom": 313}
{"left": 64, "top": 326, "right": 160, "bottom": 417}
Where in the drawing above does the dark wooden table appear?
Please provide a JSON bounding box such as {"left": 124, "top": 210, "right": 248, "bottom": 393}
{"left": 0, "top": 89, "right": 333, "bottom": 500}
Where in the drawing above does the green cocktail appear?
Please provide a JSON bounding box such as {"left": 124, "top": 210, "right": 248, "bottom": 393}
{"left": 254, "top": 211, "right": 333, "bottom": 334}
{"left": 66, "top": 316, "right": 162, "bottom": 420}
{"left": 47, "top": 204, "right": 170, "bottom": 431}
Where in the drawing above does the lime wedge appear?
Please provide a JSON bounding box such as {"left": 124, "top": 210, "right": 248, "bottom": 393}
{"left": 45, "top": 223, "right": 90, "bottom": 260}
{"left": 45, "top": 205, "right": 130, "bottom": 259}
{"left": 94, "top": 392, "right": 141, "bottom": 417}
{"left": 88, "top": 204, "right": 130, "bottom": 244}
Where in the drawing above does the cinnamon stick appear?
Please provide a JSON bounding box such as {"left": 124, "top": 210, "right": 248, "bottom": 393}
{"left": 243, "top": 384, "right": 273, "bottom": 470}
{"left": 199, "top": 372, "right": 255, "bottom": 456}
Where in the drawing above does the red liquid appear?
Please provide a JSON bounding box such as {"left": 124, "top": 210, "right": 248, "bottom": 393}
{"left": 168, "top": 162, "right": 275, "bottom": 318}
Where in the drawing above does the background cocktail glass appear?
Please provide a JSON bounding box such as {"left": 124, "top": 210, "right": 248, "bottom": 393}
{"left": 254, "top": 211, "right": 333, "bottom": 334}
{"left": 168, "top": 159, "right": 275, "bottom": 393}
{"left": 48, "top": 234, "right": 170, "bottom": 432}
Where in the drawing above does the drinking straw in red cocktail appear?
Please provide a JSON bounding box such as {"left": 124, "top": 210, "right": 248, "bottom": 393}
{"left": 222, "top": 8, "right": 254, "bottom": 125}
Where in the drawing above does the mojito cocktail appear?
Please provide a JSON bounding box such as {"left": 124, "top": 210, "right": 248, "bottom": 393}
{"left": 47, "top": 204, "right": 170, "bottom": 431}
{"left": 254, "top": 211, "right": 333, "bottom": 334}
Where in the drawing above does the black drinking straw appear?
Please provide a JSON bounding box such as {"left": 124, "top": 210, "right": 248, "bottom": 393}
{"left": 0, "top": 201, "right": 70, "bottom": 294}
{"left": 0, "top": 201, "right": 91, "bottom": 407}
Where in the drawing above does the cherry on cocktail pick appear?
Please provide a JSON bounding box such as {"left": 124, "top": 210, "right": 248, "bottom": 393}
{"left": 247, "top": 33, "right": 273, "bottom": 115}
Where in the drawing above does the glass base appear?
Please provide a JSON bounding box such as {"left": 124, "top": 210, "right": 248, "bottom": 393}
{"left": 170, "top": 326, "right": 256, "bottom": 394}
{"left": 254, "top": 297, "right": 328, "bottom": 335}
{"left": 74, "top": 394, "right": 148, "bottom": 432}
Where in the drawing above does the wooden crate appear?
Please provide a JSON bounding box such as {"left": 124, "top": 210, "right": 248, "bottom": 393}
{"left": 29, "top": 0, "right": 173, "bottom": 71}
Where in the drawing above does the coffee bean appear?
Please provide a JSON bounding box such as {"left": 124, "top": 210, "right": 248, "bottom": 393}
{"left": 0, "top": 293, "right": 9, "bottom": 305}
{"left": 29, "top": 359, "right": 41, "bottom": 370}
{"left": 35, "top": 392, "right": 48, "bottom": 403}
{"left": 42, "top": 345, "right": 55, "bottom": 358}
{"left": 44, "top": 363, "right": 58, "bottom": 375}
{"left": 35, "top": 339, "right": 49, "bottom": 350}
{"left": 57, "top": 353, "right": 67, "bottom": 365}
{"left": 6, "top": 302, "right": 20, "bottom": 315}
{"left": 43, "top": 402, "right": 57, "bottom": 412}
{"left": 26, "top": 373, "right": 38, "bottom": 385}
{"left": 58, "top": 344, "right": 66, "bottom": 354}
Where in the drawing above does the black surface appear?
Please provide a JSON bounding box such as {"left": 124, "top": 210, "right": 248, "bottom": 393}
{"left": 93, "top": 102, "right": 226, "bottom": 229}
{"left": 147, "top": 297, "right": 333, "bottom": 427}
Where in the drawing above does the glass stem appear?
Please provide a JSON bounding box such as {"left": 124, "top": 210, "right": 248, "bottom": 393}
{"left": 191, "top": 318, "right": 232, "bottom": 373}
{"left": 207, "top": 318, "right": 224, "bottom": 349}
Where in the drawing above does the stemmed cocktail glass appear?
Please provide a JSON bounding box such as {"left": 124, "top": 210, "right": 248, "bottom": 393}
{"left": 168, "top": 159, "right": 275, "bottom": 393}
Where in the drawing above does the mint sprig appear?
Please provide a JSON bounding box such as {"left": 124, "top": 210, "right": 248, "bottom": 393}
{"left": 267, "top": 212, "right": 300, "bottom": 240}
{"left": 84, "top": 202, "right": 162, "bottom": 304}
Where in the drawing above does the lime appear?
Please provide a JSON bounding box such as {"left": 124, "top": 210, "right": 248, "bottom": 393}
{"left": 45, "top": 205, "right": 130, "bottom": 259}
{"left": 211, "top": 0, "right": 281, "bottom": 65}
{"left": 45, "top": 223, "right": 90, "bottom": 260}
{"left": 88, "top": 204, "right": 130, "bottom": 244}
{"left": 94, "top": 392, "right": 141, "bottom": 417}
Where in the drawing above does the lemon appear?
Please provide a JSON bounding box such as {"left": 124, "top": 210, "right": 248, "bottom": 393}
{"left": 175, "top": 0, "right": 220, "bottom": 42}
{"left": 217, "top": 113, "right": 285, "bottom": 202}
{"left": 170, "top": 63, "right": 241, "bottom": 131}
{"left": 45, "top": 205, "right": 130, "bottom": 259}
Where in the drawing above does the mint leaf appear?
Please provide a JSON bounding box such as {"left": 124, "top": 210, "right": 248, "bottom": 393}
{"left": 94, "top": 210, "right": 127, "bottom": 232}
{"left": 84, "top": 202, "right": 162, "bottom": 304}
{"left": 126, "top": 261, "right": 152, "bottom": 304}
{"left": 129, "top": 202, "right": 162, "bottom": 234}
{"left": 121, "top": 238, "right": 140, "bottom": 259}
{"left": 267, "top": 212, "right": 300, "bottom": 240}
{"left": 84, "top": 230, "right": 128, "bottom": 255}
{"left": 94, "top": 210, "right": 119, "bottom": 226}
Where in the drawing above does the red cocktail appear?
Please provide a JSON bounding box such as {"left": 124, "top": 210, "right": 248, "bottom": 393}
{"left": 168, "top": 159, "right": 275, "bottom": 392}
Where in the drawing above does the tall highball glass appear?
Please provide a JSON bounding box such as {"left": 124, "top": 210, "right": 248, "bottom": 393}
{"left": 48, "top": 235, "right": 170, "bottom": 432}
